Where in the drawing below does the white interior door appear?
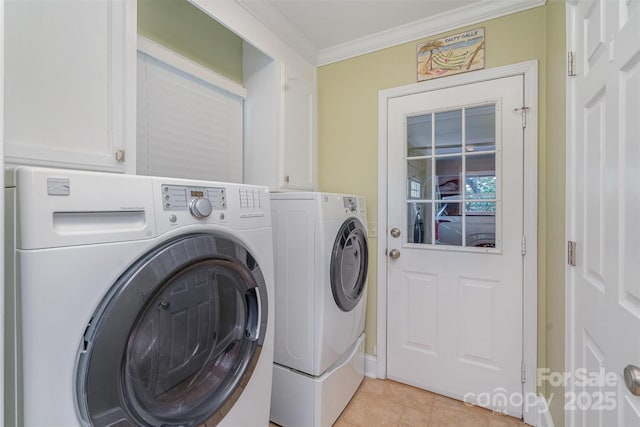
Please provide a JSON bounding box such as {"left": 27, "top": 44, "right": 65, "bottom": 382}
{"left": 386, "top": 75, "right": 526, "bottom": 417}
{"left": 567, "top": 1, "right": 640, "bottom": 426}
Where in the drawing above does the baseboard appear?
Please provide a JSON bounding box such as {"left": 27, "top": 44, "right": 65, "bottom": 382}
{"left": 536, "top": 395, "right": 554, "bottom": 427}
{"left": 364, "top": 354, "right": 377, "bottom": 378}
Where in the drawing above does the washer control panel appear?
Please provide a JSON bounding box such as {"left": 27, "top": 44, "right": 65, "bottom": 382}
{"left": 343, "top": 196, "right": 357, "bottom": 212}
{"left": 161, "top": 185, "right": 226, "bottom": 219}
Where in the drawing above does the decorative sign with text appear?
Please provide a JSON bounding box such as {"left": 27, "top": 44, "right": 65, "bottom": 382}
{"left": 417, "top": 28, "right": 485, "bottom": 81}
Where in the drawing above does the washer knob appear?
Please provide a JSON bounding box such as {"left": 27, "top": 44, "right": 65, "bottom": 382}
{"left": 189, "top": 198, "right": 213, "bottom": 219}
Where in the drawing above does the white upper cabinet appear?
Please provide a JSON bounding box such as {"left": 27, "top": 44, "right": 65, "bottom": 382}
{"left": 4, "top": 0, "right": 136, "bottom": 173}
{"left": 281, "top": 65, "right": 314, "bottom": 190}
{"left": 243, "top": 44, "right": 316, "bottom": 190}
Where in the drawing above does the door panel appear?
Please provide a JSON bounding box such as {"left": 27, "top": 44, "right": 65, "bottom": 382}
{"left": 568, "top": 1, "right": 640, "bottom": 426}
{"left": 387, "top": 75, "right": 525, "bottom": 417}
{"left": 404, "top": 272, "right": 438, "bottom": 352}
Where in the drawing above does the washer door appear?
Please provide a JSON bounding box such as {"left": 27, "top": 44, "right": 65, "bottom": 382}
{"left": 330, "top": 218, "right": 369, "bottom": 312}
{"left": 76, "top": 233, "right": 268, "bottom": 427}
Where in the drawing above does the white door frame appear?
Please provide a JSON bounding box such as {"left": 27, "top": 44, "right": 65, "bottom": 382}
{"left": 377, "top": 60, "right": 538, "bottom": 425}
{"left": 565, "top": 7, "right": 576, "bottom": 427}
{"left": 0, "top": 0, "right": 5, "bottom": 423}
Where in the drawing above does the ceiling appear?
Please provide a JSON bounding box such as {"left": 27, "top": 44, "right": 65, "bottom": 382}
{"left": 266, "top": 0, "right": 483, "bottom": 52}
{"left": 237, "top": 0, "right": 544, "bottom": 65}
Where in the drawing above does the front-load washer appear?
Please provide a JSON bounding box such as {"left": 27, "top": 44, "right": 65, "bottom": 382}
{"left": 269, "top": 192, "right": 368, "bottom": 427}
{"left": 4, "top": 166, "right": 274, "bottom": 427}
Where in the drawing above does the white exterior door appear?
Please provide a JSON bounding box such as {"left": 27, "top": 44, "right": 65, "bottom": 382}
{"left": 386, "top": 75, "right": 526, "bottom": 417}
{"left": 567, "top": 1, "right": 640, "bottom": 426}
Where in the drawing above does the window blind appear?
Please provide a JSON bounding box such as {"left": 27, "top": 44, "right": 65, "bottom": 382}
{"left": 137, "top": 51, "right": 243, "bottom": 183}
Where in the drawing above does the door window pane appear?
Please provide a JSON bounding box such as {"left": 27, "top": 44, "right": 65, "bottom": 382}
{"left": 435, "top": 110, "right": 462, "bottom": 155}
{"left": 407, "top": 158, "right": 433, "bottom": 200}
{"left": 435, "top": 202, "right": 463, "bottom": 247}
{"left": 407, "top": 203, "right": 433, "bottom": 244}
{"left": 465, "top": 202, "right": 496, "bottom": 247}
{"left": 465, "top": 105, "right": 495, "bottom": 152}
{"left": 407, "top": 114, "right": 433, "bottom": 157}
{"left": 466, "top": 176, "right": 496, "bottom": 202}
{"left": 436, "top": 156, "right": 462, "bottom": 200}
{"left": 466, "top": 152, "right": 495, "bottom": 174}
{"left": 465, "top": 153, "right": 496, "bottom": 201}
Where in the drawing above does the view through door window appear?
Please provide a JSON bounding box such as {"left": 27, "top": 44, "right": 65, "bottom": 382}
{"left": 406, "top": 104, "right": 498, "bottom": 248}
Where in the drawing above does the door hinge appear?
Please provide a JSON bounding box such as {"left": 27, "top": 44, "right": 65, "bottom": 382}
{"left": 521, "top": 235, "right": 527, "bottom": 256}
{"left": 568, "top": 51, "right": 576, "bottom": 76}
{"left": 521, "top": 362, "right": 526, "bottom": 383}
{"left": 568, "top": 241, "right": 577, "bottom": 266}
{"left": 514, "top": 106, "right": 529, "bottom": 128}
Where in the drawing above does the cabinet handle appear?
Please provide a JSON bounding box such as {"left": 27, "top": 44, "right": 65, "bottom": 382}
{"left": 115, "top": 149, "right": 125, "bottom": 162}
{"left": 284, "top": 175, "right": 290, "bottom": 183}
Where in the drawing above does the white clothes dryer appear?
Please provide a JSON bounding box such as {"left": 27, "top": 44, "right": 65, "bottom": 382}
{"left": 269, "top": 192, "right": 368, "bottom": 427}
{"left": 4, "top": 167, "right": 274, "bottom": 427}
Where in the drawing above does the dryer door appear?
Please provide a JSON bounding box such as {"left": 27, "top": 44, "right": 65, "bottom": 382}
{"left": 330, "top": 218, "right": 369, "bottom": 312}
{"left": 75, "top": 233, "right": 268, "bottom": 427}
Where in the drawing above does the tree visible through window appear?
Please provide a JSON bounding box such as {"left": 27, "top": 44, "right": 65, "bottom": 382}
{"left": 465, "top": 175, "right": 496, "bottom": 213}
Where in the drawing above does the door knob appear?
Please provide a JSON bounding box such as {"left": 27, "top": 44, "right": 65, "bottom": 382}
{"left": 390, "top": 227, "right": 401, "bottom": 238}
{"left": 389, "top": 249, "right": 400, "bottom": 259}
{"left": 624, "top": 365, "right": 640, "bottom": 396}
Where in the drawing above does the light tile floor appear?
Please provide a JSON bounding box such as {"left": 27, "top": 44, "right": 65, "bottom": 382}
{"left": 271, "top": 377, "right": 530, "bottom": 427}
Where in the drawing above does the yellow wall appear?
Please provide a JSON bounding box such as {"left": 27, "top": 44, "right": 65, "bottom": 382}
{"left": 544, "top": 1, "right": 566, "bottom": 424}
{"left": 318, "top": 2, "right": 566, "bottom": 423}
{"left": 138, "top": 0, "right": 243, "bottom": 83}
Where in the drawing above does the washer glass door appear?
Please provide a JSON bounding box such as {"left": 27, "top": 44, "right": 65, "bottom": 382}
{"left": 76, "top": 233, "right": 267, "bottom": 427}
{"left": 330, "top": 218, "right": 369, "bottom": 312}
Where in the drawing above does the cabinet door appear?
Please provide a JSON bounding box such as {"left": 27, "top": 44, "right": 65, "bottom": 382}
{"left": 5, "top": 0, "right": 135, "bottom": 173}
{"left": 281, "top": 65, "right": 314, "bottom": 190}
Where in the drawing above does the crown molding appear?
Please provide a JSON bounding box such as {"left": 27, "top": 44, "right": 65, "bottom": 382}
{"left": 317, "top": 0, "right": 546, "bottom": 66}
